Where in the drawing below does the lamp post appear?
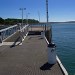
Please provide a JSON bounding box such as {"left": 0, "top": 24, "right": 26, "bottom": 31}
{"left": 46, "top": 0, "right": 52, "bottom": 43}
{"left": 46, "top": 0, "right": 49, "bottom": 31}
{"left": 26, "top": 13, "right": 30, "bottom": 25}
{"left": 46, "top": 0, "right": 49, "bottom": 24}
{"left": 38, "top": 11, "right": 40, "bottom": 23}
{"left": 20, "top": 8, "right": 26, "bottom": 26}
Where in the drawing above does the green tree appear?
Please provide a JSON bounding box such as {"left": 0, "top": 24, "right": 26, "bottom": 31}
{"left": 0, "top": 17, "right": 39, "bottom": 25}
{"left": 0, "top": 17, "right": 4, "bottom": 24}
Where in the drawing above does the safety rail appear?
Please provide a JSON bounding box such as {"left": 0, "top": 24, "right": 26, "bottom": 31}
{"left": 0, "top": 24, "right": 28, "bottom": 43}
{"left": 19, "top": 25, "right": 29, "bottom": 40}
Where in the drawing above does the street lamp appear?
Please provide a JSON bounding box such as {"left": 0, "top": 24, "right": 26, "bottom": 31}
{"left": 19, "top": 8, "right": 26, "bottom": 25}
{"left": 46, "top": 0, "right": 49, "bottom": 31}
{"left": 46, "top": 0, "right": 49, "bottom": 23}
{"left": 26, "top": 13, "right": 30, "bottom": 25}
{"left": 46, "top": 0, "right": 52, "bottom": 43}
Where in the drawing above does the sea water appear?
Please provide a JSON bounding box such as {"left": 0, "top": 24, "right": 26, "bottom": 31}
{"left": 52, "top": 23, "right": 75, "bottom": 75}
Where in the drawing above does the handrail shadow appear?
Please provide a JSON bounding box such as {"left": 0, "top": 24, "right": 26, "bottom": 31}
{"left": 10, "top": 36, "right": 22, "bottom": 48}
{"left": 40, "top": 62, "right": 54, "bottom": 70}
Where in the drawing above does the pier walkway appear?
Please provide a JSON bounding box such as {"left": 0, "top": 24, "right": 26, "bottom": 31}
{"left": 0, "top": 35, "right": 63, "bottom": 75}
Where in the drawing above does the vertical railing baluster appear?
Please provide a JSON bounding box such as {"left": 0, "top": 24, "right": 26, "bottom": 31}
{"left": 0, "top": 24, "right": 29, "bottom": 44}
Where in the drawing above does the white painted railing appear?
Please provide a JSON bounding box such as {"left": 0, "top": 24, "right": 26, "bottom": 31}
{"left": 0, "top": 24, "right": 28, "bottom": 43}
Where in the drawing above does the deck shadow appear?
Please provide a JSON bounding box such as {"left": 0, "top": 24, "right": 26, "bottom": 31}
{"left": 40, "top": 62, "right": 54, "bottom": 70}
{"left": 38, "top": 37, "right": 44, "bottom": 40}
{"left": 10, "top": 37, "right": 22, "bottom": 48}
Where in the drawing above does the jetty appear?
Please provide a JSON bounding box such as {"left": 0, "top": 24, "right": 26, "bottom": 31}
{"left": 0, "top": 24, "right": 68, "bottom": 75}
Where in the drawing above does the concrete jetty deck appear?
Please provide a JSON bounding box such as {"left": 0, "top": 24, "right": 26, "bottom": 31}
{"left": 0, "top": 34, "right": 63, "bottom": 75}
{"left": 29, "top": 26, "right": 45, "bottom": 32}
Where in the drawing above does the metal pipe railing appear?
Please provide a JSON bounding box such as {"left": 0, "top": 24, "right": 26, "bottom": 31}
{"left": 0, "top": 24, "right": 28, "bottom": 43}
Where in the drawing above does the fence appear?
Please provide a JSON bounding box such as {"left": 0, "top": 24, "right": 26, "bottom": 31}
{"left": 0, "top": 24, "right": 28, "bottom": 43}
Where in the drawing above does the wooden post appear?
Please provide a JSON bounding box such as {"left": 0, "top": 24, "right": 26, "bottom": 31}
{"left": 45, "top": 27, "right": 52, "bottom": 44}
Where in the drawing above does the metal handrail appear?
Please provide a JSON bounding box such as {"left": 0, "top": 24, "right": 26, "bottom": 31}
{"left": 0, "top": 24, "right": 28, "bottom": 43}
{"left": 0, "top": 25, "right": 17, "bottom": 32}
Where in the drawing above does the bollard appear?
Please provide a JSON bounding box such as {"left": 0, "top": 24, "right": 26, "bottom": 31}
{"left": 48, "top": 43, "right": 56, "bottom": 64}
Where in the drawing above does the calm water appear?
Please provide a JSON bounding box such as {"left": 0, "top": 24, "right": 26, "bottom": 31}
{"left": 52, "top": 23, "right": 75, "bottom": 75}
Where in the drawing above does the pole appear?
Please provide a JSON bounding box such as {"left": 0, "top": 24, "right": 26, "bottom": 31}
{"left": 45, "top": 0, "right": 49, "bottom": 32}
{"left": 22, "top": 9, "right": 23, "bottom": 26}
{"left": 26, "top": 14, "right": 28, "bottom": 25}
{"left": 45, "top": 0, "right": 49, "bottom": 36}
{"left": 38, "top": 11, "right": 40, "bottom": 23}
{"left": 20, "top": 8, "right": 26, "bottom": 26}
{"left": 26, "top": 13, "right": 30, "bottom": 25}
{"left": 46, "top": 0, "right": 48, "bottom": 23}
{"left": 46, "top": 0, "right": 52, "bottom": 43}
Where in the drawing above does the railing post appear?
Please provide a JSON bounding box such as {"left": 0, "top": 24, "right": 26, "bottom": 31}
{"left": 0, "top": 32, "right": 2, "bottom": 43}
{"left": 45, "top": 24, "right": 46, "bottom": 36}
{"left": 1, "top": 32, "right": 4, "bottom": 41}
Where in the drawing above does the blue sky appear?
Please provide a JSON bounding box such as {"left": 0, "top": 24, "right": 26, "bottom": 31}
{"left": 0, "top": 0, "right": 75, "bottom": 22}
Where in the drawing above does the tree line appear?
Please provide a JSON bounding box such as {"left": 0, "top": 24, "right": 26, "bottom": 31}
{"left": 0, "top": 17, "right": 39, "bottom": 25}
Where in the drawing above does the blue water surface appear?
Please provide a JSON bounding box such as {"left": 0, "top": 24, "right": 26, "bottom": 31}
{"left": 52, "top": 23, "right": 75, "bottom": 75}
